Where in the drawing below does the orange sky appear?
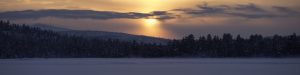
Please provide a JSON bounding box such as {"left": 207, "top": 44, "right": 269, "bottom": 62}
{"left": 0, "top": 0, "right": 300, "bottom": 38}
{"left": 1, "top": 0, "right": 299, "bottom": 12}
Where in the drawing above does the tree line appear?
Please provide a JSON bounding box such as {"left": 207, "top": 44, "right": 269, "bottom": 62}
{"left": 0, "top": 20, "right": 299, "bottom": 58}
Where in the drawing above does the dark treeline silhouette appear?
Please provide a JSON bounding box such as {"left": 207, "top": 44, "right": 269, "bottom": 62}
{"left": 169, "top": 34, "right": 299, "bottom": 57}
{"left": 0, "top": 20, "right": 299, "bottom": 58}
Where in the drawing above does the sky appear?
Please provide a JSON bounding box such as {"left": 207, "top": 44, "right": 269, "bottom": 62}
{"left": 0, "top": 0, "right": 300, "bottom": 39}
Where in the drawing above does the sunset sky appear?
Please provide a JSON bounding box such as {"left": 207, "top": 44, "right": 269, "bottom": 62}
{"left": 0, "top": 0, "right": 300, "bottom": 39}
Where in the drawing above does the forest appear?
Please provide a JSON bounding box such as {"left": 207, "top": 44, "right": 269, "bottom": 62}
{"left": 0, "top": 20, "right": 299, "bottom": 58}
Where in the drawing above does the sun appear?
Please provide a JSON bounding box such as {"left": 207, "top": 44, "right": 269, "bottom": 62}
{"left": 144, "top": 19, "right": 159, "bottom": 27}
{"left": 140, "top": 18, "right": 163, "bottom": 37}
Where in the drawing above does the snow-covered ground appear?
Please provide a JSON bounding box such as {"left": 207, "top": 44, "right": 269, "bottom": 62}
{"left": 0, "top": 58, "right": 299, "bottom": 75}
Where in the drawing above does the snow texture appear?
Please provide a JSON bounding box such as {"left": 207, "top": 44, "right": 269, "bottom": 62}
{"left": 0, "top": 58, "right": 300, "bottom": 75}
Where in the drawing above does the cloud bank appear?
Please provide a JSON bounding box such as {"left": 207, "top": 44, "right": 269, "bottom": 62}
{"left": 174, "top": 3, "right": 300, "bottom": 19}
{"left": 0, "top": 9, "right": 177, "bottom": 20}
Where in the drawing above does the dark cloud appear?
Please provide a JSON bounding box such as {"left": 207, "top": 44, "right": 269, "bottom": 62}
{"left": 152, "top": 11, "right": 168, "bottom": 15}
{"left": 192, "top": 2, "right": 226, "bottom": 15}
{"left": 273, "top": 6, "right": 300, "bottom": 16}
{"left": 151, "top": 11, "right": 177, "bottom": 20}
{"left": 0, "top": 9, "right": 177, "bottom": 20}
{"left": 174, "top": 3, "right": 300, "bottom": 19}
{"left": 173, "top": 3, "right": 226, "bottom": 16}
{"left": 226, "top": 13, "right": 275, "bottom": 18}
{"left": 234, "top": 3, "right": 266, "bottom": 12}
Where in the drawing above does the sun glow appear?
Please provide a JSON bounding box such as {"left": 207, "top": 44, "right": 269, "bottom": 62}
{"left": 138, "top": 19, "right": 165, "bottom": 37}
{"left": 144, "top": 19, "right": 159, "bottom": 27}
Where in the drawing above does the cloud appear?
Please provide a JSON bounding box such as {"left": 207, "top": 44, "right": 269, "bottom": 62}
{"left": 226, "top": 13, "right": 275, "bottom": 19}
{"left": 151, "top": 11, "right": 177, "bottom": 20}
{"left": 234, "top": 3, "right": 266, "bottom": 12}
{"left": 174, "top": 3, "right": 300, "bottom": 19}
{"left": 173, "top": 2, "right": 226, "bottom": 16}
{"left": 0, "top": 9, "right": 177, "bottom": 20}
{"left": 273, "top": 6, "right": 300, "bottom": 16}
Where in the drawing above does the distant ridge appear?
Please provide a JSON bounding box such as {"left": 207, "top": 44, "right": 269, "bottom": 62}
{"left": 32, "top": 24, "right": 73, "bottom": 31}
{"left": 32, "top": 24, "right": 169, "bottom": 44}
